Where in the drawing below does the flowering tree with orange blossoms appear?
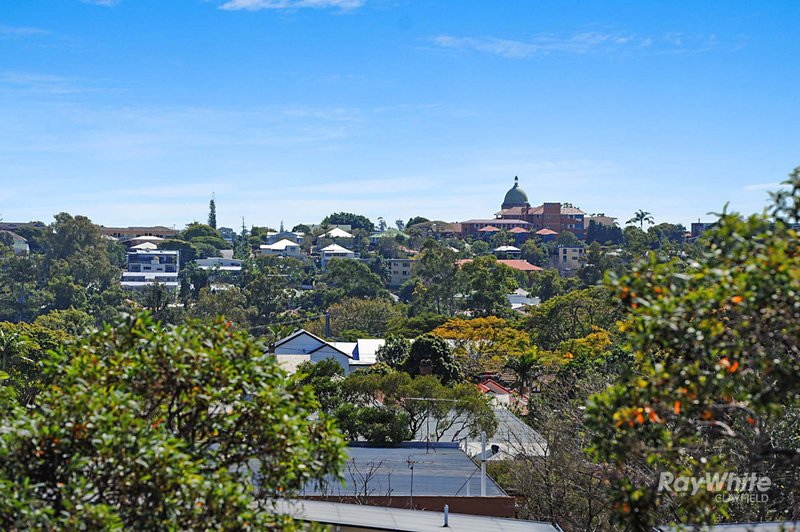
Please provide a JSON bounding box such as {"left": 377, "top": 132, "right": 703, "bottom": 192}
{"left": 432, "top": 316, "right": 531, "bottom": 376}
{"left": 586, "top": 167, "right": 800, "bottom": 528}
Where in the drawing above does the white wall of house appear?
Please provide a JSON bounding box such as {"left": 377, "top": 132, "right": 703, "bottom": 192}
{"left": 273, "top": 330, "right": 353, "bottom": 375}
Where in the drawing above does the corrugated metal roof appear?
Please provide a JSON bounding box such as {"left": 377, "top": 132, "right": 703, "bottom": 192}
{"left": 272, "top": 499, "right": 560, "bottom": 531}
{"left": 302, "top": 443, "right": 506, "bottom": 497}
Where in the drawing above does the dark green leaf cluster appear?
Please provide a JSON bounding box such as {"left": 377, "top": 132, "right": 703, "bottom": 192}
{"left": 0, "top": 312, "right": 345, "bottom": 529}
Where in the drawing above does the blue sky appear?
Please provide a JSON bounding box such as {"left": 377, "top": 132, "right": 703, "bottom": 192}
{"left": 0, "top": 0, "right": 798, "bottom": 231}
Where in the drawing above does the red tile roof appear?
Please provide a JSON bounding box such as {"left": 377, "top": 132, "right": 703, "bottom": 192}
{"left": 508, "top": 227, "right": 529, "bottom": 234}
{"left": 496, "top": 204, "right": 587, "bottom": 216}
{"left": 478, "top": 225, "right": 500, "bottom": 232}
{"left": 457, "top": 259, "right": 543, "bottom": 272}
{"left": 535, "top": 228, "right": 559, "bottom": 235}
{"left": 460, "top": 219, "right": 531, "bottom": 226}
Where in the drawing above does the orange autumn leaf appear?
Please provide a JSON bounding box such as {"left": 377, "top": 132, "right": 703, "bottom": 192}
{"left": 673, "top": 401, "right": 681, "bottom": 415}
{"left": 731, "top": 295, "right": 744, "bottom": 304}
{"left": 645, "top": 407, "right": 662, "bottom": 423}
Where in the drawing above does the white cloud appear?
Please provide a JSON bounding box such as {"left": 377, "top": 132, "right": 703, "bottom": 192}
{"left": 431, "top": 31, "right": 719, "bottom": 58}
{"left": 743, "top": 182, "right": 785, "bottom": 192}
{"left": 80, "top": 0, "right": 121, "bottom": 6}
{"left": 0, "top": 24, "right": 49, "bottom": 38}
{"left": 0, "top": 72, "right": 84, "bottom": 95}
{"left": 219, "top": 0, "right": 364, "bottom": 11}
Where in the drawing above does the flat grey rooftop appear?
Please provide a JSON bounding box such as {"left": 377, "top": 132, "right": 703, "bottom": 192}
{"left": 273, "top": 498, "right": 559, "bottom": 531}
{"left": 302, "top": 443, "right": 506, "bottom": 498}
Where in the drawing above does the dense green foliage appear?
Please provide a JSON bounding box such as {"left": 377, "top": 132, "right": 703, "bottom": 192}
{"left": 585, "top": 167, "right": 800, "bottom": 528}
{"left": 0, "top": 313, "right": 344, "bottom": 529}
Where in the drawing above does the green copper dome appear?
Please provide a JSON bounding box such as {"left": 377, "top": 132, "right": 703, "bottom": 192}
{"left": 502, "top": 176, "right": 529, "bottom": 208}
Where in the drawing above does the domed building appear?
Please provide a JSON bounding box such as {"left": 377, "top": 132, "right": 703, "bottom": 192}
{"left": 501, "top": 176, "right": 530, "bottom": 210}
{"left": 495, "top": 176, "right": 588, "bottom": 240}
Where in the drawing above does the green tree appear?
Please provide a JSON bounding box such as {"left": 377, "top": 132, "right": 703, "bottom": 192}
{"left": 460, "top": 255, "right": 517, "bottom": 317}
{"left": 321, "top": 212, "right": 374, "bottom": 232}
{"left": 506, "top": 350, "right": 542, "bottom": 393}
{"left": 208, "top": 197, "right": 217, "bottom": 229}
{"left": 626, "top": 209, "right": 654, "bottom": 229}
{"left": 305, "top": 298, "right": 400, "bottom": 339}
{"left": 586, "top": 168, "right": 800, "bottom": 528}
{"left": 334, "top": 404, "right": 412, "bottom": 445}
{"left": 470, "top": 240, "right": 490, "bottom": 256}
{"left": 33, "top": 308, "right": 93, "bottom": 337}
{"left": 42, "top": 213, "right": 121, "bottom": 315}
{"left": 386, "top": 311, "right": 449, "bottom": 337}
{"left": 189, "top": 285, "right": 251, "bottom": 328}
{"left": 405, "top": 216, "right": 429, "bottom": 229}
{"left": 137, "top": 282, "right": 180, "bottom": 324}
{"left": 295, "top": 358, "right": 345, "bottom": 415}
{"left": 555, "top": 230, "right": 580, "bottom": 248}
{"left": 403, "top": 334, "right": 462, "bottom": 384}
{"left": 577, "top": 241, "right": 623, "bottom": 287}
{"left": 0, "top": 313, "right": 344, "bottom": 529}
{"left": 192, "top": 241, "right": 221, "bottom": 259}
{"left": 649, "top": 222, "right": 685, "bottom": 243}
{"left": 322, "top": 259, "right": 388, "bottom": 302}
{"left": 180, "top": 222, "right": 222, "bottom": 242}
{"left": 412, "top": 241, "right": 460, "bottom": 315}
{"left": 46, "top": 213, "right": 104, "bottom": 260}
{"left": 526, "top": 286, "right": 620, "bottom": 350}
{"left": 585, "top": 219, "right": 623, "bottom": 245}
{"left": 521, "top": 238, "right": 549, "bottom": 267}
{"left": 0, "top": 254, "right": 52, "bottom": 322}
{"left": 342, "top": 372, "right": 496, "bottom": 442}
{"left": 246, "top": 268, "right": 289, "bottom": 326}
{"left": 529, "top": 268, "right": 581, "bottom": 302}
{"left": 160, "top": 239, "right": 199, "bottom": 265}
{"left": 0, "top": 322, "right": 71, "bottom": 406}
{"left": 622, "top": 225, "right": 649, "bottom": 256}
{"left": 192, "top": 235, "right": 229, "bottom": 250}
{"left": 375, "top": 335, "right": 410, "bottom": 369}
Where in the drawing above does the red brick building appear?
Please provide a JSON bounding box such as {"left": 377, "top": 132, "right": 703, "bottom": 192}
{"left": 494, "top": 176, "right": 587, "bottom": 239}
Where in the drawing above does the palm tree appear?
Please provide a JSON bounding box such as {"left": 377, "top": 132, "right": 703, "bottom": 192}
{"left": 627, "top": 209, "right": 655, "bottom": 229}
{"left": 506, "top": 350, "right": 542, "bottom": 393}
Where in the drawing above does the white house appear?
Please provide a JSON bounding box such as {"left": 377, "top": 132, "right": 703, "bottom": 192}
{"left": 121, "top": 249, "right": 180, "bottom": 291}
{"left": 492, "top": 245, "right": 521, "bottom": 258}
{"left": 325, "top": 227, "right": 354, "bottom": 239}
{"left": 331, "top": 338, "right": 386, "bottom": 369}
{"left": 272, "top": 330, "right": 385, "bottom": 374}
{"left": 260, "top": 239, "right": 304, "bottom": 258}
{"left": 272, "top": 329, "right": 355, "bottom": 375}
{"left": 507, "top": 288, "right": 539, "bottom": 311}
{"left": 319, "top": 243, "right": 355, "bottom": 269}
{"left": 0, "top": 230, "right": 29, "bottom": 256}
{"left": 195, "top": 257, "right": 243, "bottom": 273}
